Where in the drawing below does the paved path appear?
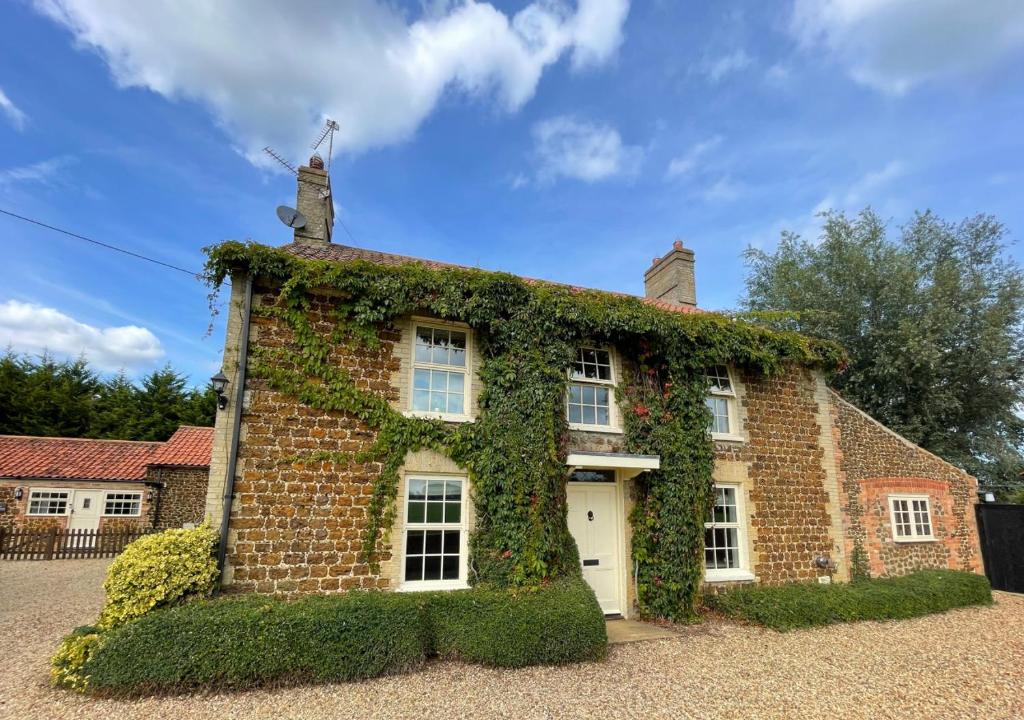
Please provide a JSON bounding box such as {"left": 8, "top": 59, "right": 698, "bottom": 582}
{"left": 2, "top": 560, "right": 1022, "bottom": 720}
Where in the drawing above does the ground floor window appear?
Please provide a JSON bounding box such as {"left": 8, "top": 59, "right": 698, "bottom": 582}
{"left": 104, "top": 492, "right": 142, "bottom": 516}
{"left": 27, "top": 489, "right": 70, "bottom": 515}
{"left": 889, "top": 495, "right": 934, "bottom": 541}
{"left": 704, "top": 484, "right": 749, "bottom": 580}
{"left": 403, "top": 475, "right": 467, "bottom": 589}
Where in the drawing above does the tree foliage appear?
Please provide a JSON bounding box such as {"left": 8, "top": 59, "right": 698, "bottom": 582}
{"left": 743, "top": 209, "right": 1024, "bottom": 487}
{"left": 0, "top": 352, "right": 215, "bottom": 441}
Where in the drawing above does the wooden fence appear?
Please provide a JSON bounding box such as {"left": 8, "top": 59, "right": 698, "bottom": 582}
{"left": 0, "top": 526, "right": 152, "bottom": 560}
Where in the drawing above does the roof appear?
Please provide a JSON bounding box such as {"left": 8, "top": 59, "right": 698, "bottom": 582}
{"left": 0, "top": 435, "right": 161, "bottom": 482}
{"left": 281, "top": 242, "right": 703, "bottom": 315}
{"left": 0, "top": 426, "right": 214, "bottom": 482}
{"left": 148, "top": 426, "right": 214, "bottom": 467}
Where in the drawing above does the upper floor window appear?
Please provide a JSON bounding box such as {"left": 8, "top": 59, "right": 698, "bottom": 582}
{"left": 568, "top": 348, "right": 615, "bottom": 429}
{"left": 706, "top": 365, "right": 738, "bottom": 438}
{"left": 889, "top": 495, "right": 935, "bottom": 542}
{"left": 412, "top": 324, "right": 468, "bottom": 417}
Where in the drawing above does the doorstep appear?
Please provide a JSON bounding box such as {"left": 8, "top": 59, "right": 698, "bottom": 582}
{"left": 605, "top": 618, "right": 677, "bottom": 644}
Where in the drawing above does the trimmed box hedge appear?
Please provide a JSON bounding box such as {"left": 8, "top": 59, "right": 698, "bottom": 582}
{"left": 74, "top": 578, "right": 606, "bottom": 695}
{"left": 706, "top": 570, "right": 992, "bottom": 631}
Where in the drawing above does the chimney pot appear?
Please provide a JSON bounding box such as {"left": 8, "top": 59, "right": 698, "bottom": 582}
{"left": 644, "top": 240, "right": 697, "bottom": 307}
{"left": 309, "top": 153, "right": 325, "bottom": 170}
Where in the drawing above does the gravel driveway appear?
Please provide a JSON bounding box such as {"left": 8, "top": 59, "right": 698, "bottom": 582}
{"left": 2, "top": 560, "right": 1022, "bottom": 720}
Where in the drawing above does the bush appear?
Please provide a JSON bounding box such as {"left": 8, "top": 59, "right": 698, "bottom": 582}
{"left": 706, "top": 570, "right": 992, "bottom": 631}
{"left": 51, "top": 626, "right": 104, "bottom": 691}
{"left": 70, "top": 578, "right": 606, "bottom": 695}
{"left": 422, "top": 578, "right": 608, "bottom": 667}
{"left": 84, "top": 592, "right": 426, "bottom": 693}
{"left": 98, "top": 525, "right": 218, "bottom": 629}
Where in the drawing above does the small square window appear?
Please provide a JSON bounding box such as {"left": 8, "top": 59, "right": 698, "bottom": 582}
{"left": 104, "top": 492, "right": 142, "bottom": 516}
{"left": 28, "top": 490, "right": 69, "bottom": 515}
{"left": 890, "top": 496, "right": 934, "bottom": 541}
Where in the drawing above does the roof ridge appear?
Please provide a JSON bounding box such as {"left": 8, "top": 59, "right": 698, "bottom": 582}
{"left": 0, "top": 434, "right": 162, "bottom": 445}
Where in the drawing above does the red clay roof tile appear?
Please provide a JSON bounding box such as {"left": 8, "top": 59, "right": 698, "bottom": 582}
{"left": 0, "top": 435, "right": 161, "bottom": 482}
{"left": 148, "top": 426, "right": 214, "bottom": 467}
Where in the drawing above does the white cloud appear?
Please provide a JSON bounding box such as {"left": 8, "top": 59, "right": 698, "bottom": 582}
{"left": 531, "top": 115, "right": 642, "bottom": 183}
{"left": 0, "top": 157, "right": 72, "bottom": 187}
{"left": 790, "top": 0, "right": 1024, "bottom": 94}
{"left": 33, "top": 0, "right": 630, "bottom": 164}
{"left": 665, "top": 135, "right": 722, "bottom": 178}
{"left": 702, "top": 176, "right": 742, "bottom": 203}
{"left": 0, "top": 88, "right": 27, "bottom": 130}
{"left": 0, "top": 300, "right": 164, "bottom": 370}
{"left": 699, "top": 49, "right": 752, "bottom": 83}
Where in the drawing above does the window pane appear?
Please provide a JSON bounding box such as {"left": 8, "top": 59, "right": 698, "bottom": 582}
{"left": 568, "top": 405, "right": 582, "bottom": 423}
{"left": 430, "top": 370, "right": 447, "bottom": 391}
{"left": 426, "top": 502, "right": 444, "bottom": 522}
{"left": 405, "top": 556, "right": 423, "bottom": 582}
{"left": 424, "top": 530, "right": 443, "bottom": 554}
{"left": 430, "top": 392, "right": 447, "bottom": 413}
{"left": 413, "top": 389, "right": 430, "bottom": 411}
{"left": 581, "top": 386, "right": 595, "bottom": 404}
{"left": 596, "top": 407, "right": 609, "bottom": 425}
{"left": 582, "top": 406, "right": 596, "bottom": 424}
{"left": 424, "top": 556, "right": 442, "bottom": 580}
{"left": 444, "top": 479, "right": 462, "bottom": 501}
{"left": 409, "top": 479, "right": 427, "bottom": 500}
{"left": 428, "top": 481, "right": 444, "bottom": 500}
{"left": 449, "top": 331, "right": 466, "bottom": 350}
{"left": 443, "top": 530, "right": 460, "bottom": 554}
{"left": 596, "top": 387, "right": 609, "bottom": 405}
{"left": 413, "top": 369, "right": 430, "bottom": 389}
{"left": 444, "top": 502, "right": 461, "bottom": 523}
{"left": 582, "top": 348, "right": 597, "bottom": 365}
{"left": 448, "top": 393, "right": 464, "bottom": 415}
{"left": 407, "top": 501, "right": 425, "bottom": 523}
{"left": 569, "top": 384, "right": 582, "bottom": 403}
{"left": 448, "top": 373, "right": 465, "bottom": 393}
{"left": 442, "top": 555, "right": 459, "bottom": 580}
{"left": 406, "top": 530, "right": 424, "bottom": 555}
{"left": 431, "top": 345, "right": 450, "bottom": 365}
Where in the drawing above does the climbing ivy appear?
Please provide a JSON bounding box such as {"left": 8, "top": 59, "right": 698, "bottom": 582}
{"left": 204, "top": 241, "right": 845, "bottom": 620}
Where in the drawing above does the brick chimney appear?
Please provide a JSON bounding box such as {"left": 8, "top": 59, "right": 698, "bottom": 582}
{"left": 644, "top": 239, "right": 696, "bottom": 307}
{"left": 294, "top": 154, "right": 333, "bottom": 245}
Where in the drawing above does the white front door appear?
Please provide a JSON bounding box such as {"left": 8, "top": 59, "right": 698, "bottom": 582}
{"left": 567, "top": 481, "right": 621, "bottom": 615}
{"left": 69, "top": 490, "right": 102, "bottom": 533}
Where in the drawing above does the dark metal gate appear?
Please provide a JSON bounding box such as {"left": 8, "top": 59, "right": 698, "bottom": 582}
{"left": 975, "top": 503, "right": 1024, "bottom": 593}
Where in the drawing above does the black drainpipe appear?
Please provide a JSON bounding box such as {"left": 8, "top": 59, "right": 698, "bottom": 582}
{"left": 216, "top": 273, "right": 253, "bottom": 577}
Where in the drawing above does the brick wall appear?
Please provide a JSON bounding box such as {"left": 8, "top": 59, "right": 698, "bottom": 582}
{"left": 831, "top": 393, "right": 982, "bottom": 576}
{"left": 224, "top": 291, "right": 398, "bottom": 595}
{"left": 149, "top": 466, "right": 209, "bottom": 528}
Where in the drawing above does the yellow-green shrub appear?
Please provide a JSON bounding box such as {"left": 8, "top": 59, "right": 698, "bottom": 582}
{"left": 98, "top": 524, "right": 218, "bottom": 629}
{"left": 51, "top": 626, "right": 104, "bottom": 691}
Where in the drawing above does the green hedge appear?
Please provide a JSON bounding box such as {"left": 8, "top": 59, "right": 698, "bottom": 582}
{"left": 706, "top": 570, "right": 992, "bottom": 631}
{"left": 423, "top": 579, "right": 608, "bottom": 667}
{"left": 74, "top": 578, "right": 606, "bottom": 694}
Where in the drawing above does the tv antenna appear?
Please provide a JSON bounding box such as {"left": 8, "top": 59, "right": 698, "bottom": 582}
{"left": 262, "top": 146, "right": 297, "bottom": 175}
{"left": 311, "top": 119, "right": 340, "bottom": 173}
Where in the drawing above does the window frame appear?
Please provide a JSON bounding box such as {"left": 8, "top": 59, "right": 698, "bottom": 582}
{"left": 26, "top": 488, "right": 72, "bottom": 516}
{"left": 706, "top": 365, "right": 742, "bottom": 441}
{"left": 566, "top": 346, "right": 621, "bottom": 433}
{"left": 399, "top": 474, "right": 470, "bottom": 592}
{"left": 703, "top": 483, "right": 754, "bottom": 582}
{"left": 888, "top": 494, "right": 936, "bottom": 542}
{"left": 406, "top": 318, "right": 473, "bottom": 422}
{"left": 103, "top": 491, "right": 143, "bottom": 517}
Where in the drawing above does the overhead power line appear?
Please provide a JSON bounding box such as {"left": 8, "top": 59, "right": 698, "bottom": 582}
{"left": 0, "top": 208, "right": 199, "bottom": 277}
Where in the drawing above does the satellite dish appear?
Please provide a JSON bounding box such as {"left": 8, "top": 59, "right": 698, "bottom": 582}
{"left": 276, "top": 205, "right": 307, "bottom": 229}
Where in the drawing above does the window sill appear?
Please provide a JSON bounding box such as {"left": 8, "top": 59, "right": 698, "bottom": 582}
{"left": 403, "top": 411, "right": 474, "bottom": 424}
{"left": 704, "top": 570, "right": 755, "bottom": 583}
{"left": 710, "top": 433, "right": 745, "bottom": 443}
{"left": 568, "top": 424, "right": 625, "bottom": 435}
{"left": 397, "top": 580, "right": 469, "bottom": 592}
{"left": 892, "top": 536, "right": 937, "bottom": 543}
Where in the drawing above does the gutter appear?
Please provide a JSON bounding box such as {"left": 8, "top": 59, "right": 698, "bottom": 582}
{"left": 216, "top": 273, "right": 253, "bottom": 576}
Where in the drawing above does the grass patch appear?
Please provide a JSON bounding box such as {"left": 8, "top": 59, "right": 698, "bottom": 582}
{"left": 705, "top": 570, "right": 992, "bottom": 631}
{"left": 68, "top": 578, "right": 606, "bottom": 695}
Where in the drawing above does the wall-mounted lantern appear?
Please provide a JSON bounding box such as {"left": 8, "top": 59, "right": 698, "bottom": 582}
{"left": 211, "top": 371, "right": 230, "bottom": 410}
{"left": 14, "top": 487, "right": 23, "bottom": 500}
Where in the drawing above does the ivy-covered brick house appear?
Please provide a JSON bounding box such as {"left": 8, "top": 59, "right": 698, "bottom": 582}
{"left": 203, "top": 159, "right": 982, "bottom": 619}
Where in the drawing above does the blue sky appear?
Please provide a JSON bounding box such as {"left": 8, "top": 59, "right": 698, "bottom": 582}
{"left": 1, "top": 0, "right": 1022, "bottom": 386}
